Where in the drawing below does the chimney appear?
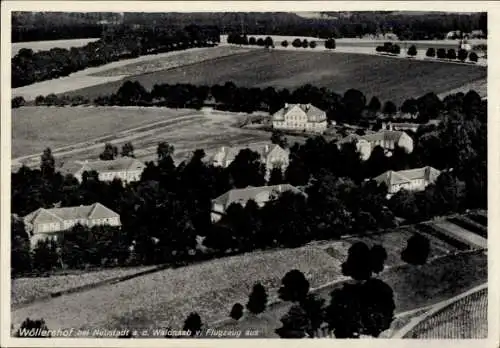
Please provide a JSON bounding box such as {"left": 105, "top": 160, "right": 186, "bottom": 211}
{"left": 264, "top": 144, "right": 269, "bottom": 153}
{"left": 221, "top": 146, "right": 225, "bottom": 152}
{"left": 306, "top": 103, "right": 311, "bottom": 111}
{"left": 284, "top": 103, "right": 289, "bottom": 109}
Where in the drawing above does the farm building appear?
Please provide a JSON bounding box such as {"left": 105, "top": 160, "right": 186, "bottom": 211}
{"left": 271, "top": 103, "right": 328, "bottom": 134}
{"left": 211, "top": 143, "right": 290, "bottom": 180}
{"left": 372, "top": 166, "right": 441, "bottom": 196}
{"left": 23, "top": 203, "right": 121, "bottom": 248}
{"left": 68, "top": 157, "right": 146, "bottom": 184}
{"left": 337, "top": 130, "right": 414, "bottom": 160}
{"left": 211, "top": 184, "right": 304, "bottom": 222}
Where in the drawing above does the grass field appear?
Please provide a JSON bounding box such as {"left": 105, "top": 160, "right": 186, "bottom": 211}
{"left": 64, "top": 50, "right": 486, "bottom": 106}
{"left": 11, "top": 222, "right": 472, "bottom": 336}
{"left": 12, "top": 107, "right": 191, "bottom": 158}
{"left": 11, "top": 266, "right": 158, "bottom": 307}
{"left": 12, "top": 38, "right": 99, "bottom": 56}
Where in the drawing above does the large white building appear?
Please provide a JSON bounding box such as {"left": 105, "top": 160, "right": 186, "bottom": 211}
{"left": 337, "top": 130, "right": 414, "bottom": 161}
{"left": 211, "top": 143, "right": 290, "bottom": 180}
{"left": 272, "top": 103, "right": 328, "bottom": 133}
{"left": 372, "top": 166, "right": 441, "bottom": 196}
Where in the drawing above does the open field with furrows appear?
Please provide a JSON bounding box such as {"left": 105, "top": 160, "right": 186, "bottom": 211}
{"left": 11, "top": 266, "right": 158, "bottom": 307}
{"left": 12, "top": 38, "right": 100, "bottom": 55}
{"left": 11, "top": 221, "right": 475, "bottom": 336}
{"left": 12, "top": 107, "right": 305, "bottom": 170}
{"left": 63, "top": 50, "right": 487, "bottom": 106}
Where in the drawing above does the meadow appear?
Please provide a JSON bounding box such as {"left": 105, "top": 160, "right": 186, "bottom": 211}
{"left": 64, "top": 50, "right": 487, "bottom": 106}
{"left": 11, "top": 219, "right": 484, "bottom": 336}
{"left": 12, "top": 107, "right": 302, "bottom": 169}
{"left": 11, "top": 265, "right": 158, "bottom": 307}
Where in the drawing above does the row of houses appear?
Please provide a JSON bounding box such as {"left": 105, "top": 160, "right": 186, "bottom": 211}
{"left": 56, "top": 128, "right": 414, "bottom": 186}
{"left": 22, "top": 165, "right": 441, "bottom": 246}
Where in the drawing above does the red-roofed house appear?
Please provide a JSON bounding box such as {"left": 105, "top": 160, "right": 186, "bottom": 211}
{"left": 23, "top": 203, "right": 121, "bottom": 247}
{"left": 272, "top": 103, "right": 328, "bottom": 133}
{"left": 372, "top": 166, "right": 441, "bottom": 195}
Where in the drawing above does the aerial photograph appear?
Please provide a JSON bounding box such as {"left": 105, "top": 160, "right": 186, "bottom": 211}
{"left": 8, "top": 9, "right": 487, "bottom": 340}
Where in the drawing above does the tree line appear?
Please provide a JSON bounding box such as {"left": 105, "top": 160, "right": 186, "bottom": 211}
{"left": 23, "top": 79, "right": 452, "bottom": 126}
{"left": 13, "top": 12, "right": 486, "bottom": 43}
{"left": 375, "top": 42, "right": 480, "bottom": 63}
{"left": 425, "top": 47, "right": 479, "bottom": 62}
{"left": 226, "top": 34, "right": 335, "bottom": 50}
{"left": 12, "top": 25, "right": 220, "bottom": 88}
{"left": 11, "top": 90, "right": 485, "bottom": 276}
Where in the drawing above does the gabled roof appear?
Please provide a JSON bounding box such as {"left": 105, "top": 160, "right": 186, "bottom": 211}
{"left": 73, "top": 157, "right": 145, "bottom": 174}
{"left": 338, "top": 130, "right": 409, "bottom": 145}
{"left": 272, "top": 104, "right": 326, "bottom": 123}
{"left": 212, "top": 144, "right": 289, "bottom": 165}
{"left": 373, "top": 166, "right": 441, "bottom": 187}
{"left": 212, "top": 184, "right": 304, "bottom": 209}
{"left": 24, "top": 203, "right": 119, "bottom": 226}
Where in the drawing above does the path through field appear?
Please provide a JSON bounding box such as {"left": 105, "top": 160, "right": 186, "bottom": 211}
{"left": 12, "top": 107, "right": 295, "bottom": 171}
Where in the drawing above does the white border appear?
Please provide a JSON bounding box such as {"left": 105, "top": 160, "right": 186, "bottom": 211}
{"left": 1, "top": 2, "right": 499, "bottom": 348}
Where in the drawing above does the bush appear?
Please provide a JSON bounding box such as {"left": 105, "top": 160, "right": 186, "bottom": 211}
{"left": 256, "top": 38, "right": 265, "bottom": 46}
{"left": 391, "top": 44, "right": 401, "bottom": 55}
{"left": 278, "top": 269, "right": 310, "bottom": 302}
{"left": 426, "top": 47, "right": 436, "bottom": 57}
{"left": 301, "top": 39, "right": 309, "bottom": 48}
{"left": 292, "top": 38, "right": 302, "bottom": 48}
{"left": 407, "top": 45, "right": 417, "bottom": 56}
{"left": 249, "top": 37, "right": 256, "bottom": 45}
{"left": 16, "top": 318, "right": 50, "bottom": 337}
{"left": 12, "top": 96, "right": 26, "bottom": 108}
{"left": 230, "top": 303, "right": 244, "bottom": 320}
{"left": 264, "top": 36, "right": 274, "bottom": 48}
{"left": 401, "top": 233, "right": 431, "bottom": 265}
{"left": 326, "top": 279, "right": 395, "bottom": 338}
{"left": 375, "top": 45, "right": 384, "bottom": 52}
{"left": 383, "top": 101, "right": 397, "bottom": 115}
{"left": 281, "top": 40, "right": 288, "bottom": 47}
{"left": 469, "top": 52, "right": 479, "bottom": 62}
{"left": 447, "top": 48, "right": 457, "bottom": 60}
{"left": 183, "top": 312, "right": 202, "bottom": 336}
{"left": 457, "top": 49, "right": 468, "bottom": 62}
{"left": 246, "top": 282, "right": 268, "bottom": 314}
{"left": 309, "top": 41, "right": 317, "bottom": 49}
{"left": 341, "top": 242, "right": 388, "bottom": 281}
{"left": 436, "top": 48, "right": 447, "bottom": 59}
{"left": 325, "top": 38, "right": 336, "bottom": 49}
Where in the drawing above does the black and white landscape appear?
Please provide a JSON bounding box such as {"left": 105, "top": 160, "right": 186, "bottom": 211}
{"left": 8, "top": 9, "right": 488, "bottom": 341}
